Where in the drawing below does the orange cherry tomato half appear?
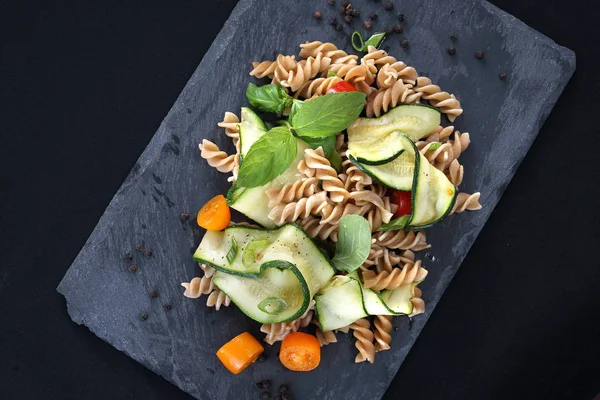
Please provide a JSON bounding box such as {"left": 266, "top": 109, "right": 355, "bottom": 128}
{"left": 389, "top": 189, "right": 412, "bottom": 218}
{"left": 197, "top": 194, "right": 231, "bottom": 231}
{"left": 216, "top": 332, "right": 264, "bottom": 374}
{"left": 326, "top": 81, "right": 358, "bottom": 94}
{"left": 279, "top": 332, "right": 321, "bottom": 372}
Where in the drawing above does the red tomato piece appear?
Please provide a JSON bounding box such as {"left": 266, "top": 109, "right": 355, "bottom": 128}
{"left": 389, "top": 189, "right": 412, "bottom": 218}
{"left": 326, "top": 81, "right": 358, "bottom": 94}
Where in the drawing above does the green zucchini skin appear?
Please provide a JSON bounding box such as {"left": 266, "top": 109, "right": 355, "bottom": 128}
{"left": 356, "top": 149, "right": 404, "bottom": 166}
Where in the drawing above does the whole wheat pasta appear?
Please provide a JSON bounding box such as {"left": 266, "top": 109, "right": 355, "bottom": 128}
{"left": 446, "top": 159, "right": 464, "bottom": 187}
{"left": 316, "top": 327, "right": 338, "bottom": 347}
{"left": 350, "top": 318, "right": 376, "bottom": 363}
{"left": 450, "top": 192, "right": 482, "bottom": 214}
{"left": 445, "top": 130, "right": 471, "bottom": 166}
{"left": 181, "top": 276, "right": 214, "bottom": 299}
{"left": 217, "top": 111, "right": 240, "bottom": 144}
{"left": 414, "top": 76, "right": 463, "bottom": 121}
{"left": 298, "top": 217, "right": 340, "bottom": 242}
{"left": 199, "top": 140, "right": 236, "bottom": 173}
{"left": 206, "top": 288, "right": 231, "bottom": 311}
{"left": 409, "top": 287, "right": 426, "bottom": 317}
{"left": 280, "top": 53, "right": 332, "bottom": 92}
{"left": 329, "top": 63, "right": 375, "bottom": 85}
{"left": 268, "top": 191, "right": 331, "bottom": 225}
{"left": 376, "top": 63, "right": 399, "bottom": 89}
{"left": 261, "top": 321, "right": 299, "bottom": 345}
{"left": 265, "top": 177, "right": 320, "bottom": 207}
{"left": 373, "top": 230, "right": 430, "bottom": 251}
{"left": 294, "top": 76, "right": 343, "bottom": 99}
{"left": 362, "top": 260, "right": 428, "bottom": 291}
{"left": 366, "top": 80, "right": 422, "bottom": 118}
{"left": 300, "top": 147, "right": 349, "bottom": 203}
{"left": 373, "top": 315, "right": 393, "bottom": 352}
{"left": 299, "top": 41, "right": 358, "bottom": 64}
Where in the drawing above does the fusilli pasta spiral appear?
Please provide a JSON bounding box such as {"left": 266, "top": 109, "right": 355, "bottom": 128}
{"left": 199, "top": 140, "right": 236, "bottom": 173}
{"left": 373, "top": 230, "right": 430, "bottom": 251}
{"left": 217, "top": 111, "right": 240, "bottom": 144}
{"left": 450, "top": 192, "right": 482, "bottom": 214}
{"left": 361, "top": 260, "right": 428, "bottom": 291}
{"left": 268, "top": 191, "right": 331, "bottom": 225}
{"left": 446, "top": 159, "right": 464, "bottom": 187}
{"left": 373, "top": 315, "right": 393, "bottom": 352}
{"left": 265, "top": 177, "right": 320, "bottom": 208}
{"left": 409, "top": 287, "right": 426, "bottom": 317}
{"left": 298, "top": 217, "right": 340, "bottom": 242}
{"left": 350, "top": 318, "right": 376, "bottom": 364}
{"left": 299, "top": 41, "right": 358, "bottom": 64}
{"left": 414, "top": 77, "right": 463, "bottom": 121}
{"left": 365, "top": 80, "right": 422, "bottom": 118}
{"left": 206, "top": 288, "right": 231, "bottom": 311}
{"left": 316, "top": 327, "right": 338, "bottom": 347}
{"left": 181, "top": 276, "right": 214, "bottom": 299}
{"left": 299, "top": 147, "right": 349, "bottom": 203}
{"left": 294, "top": 76, "right": 343, "bottom": 99}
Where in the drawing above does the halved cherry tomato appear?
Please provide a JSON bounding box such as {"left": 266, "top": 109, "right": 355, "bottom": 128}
{"left": 216, "top": 332, "right": 264, "bottom": 374}
{"left": 326, "top": 81, "right": 358, "bottom": 94}
{"left": 197, "top": 194, "right": 231, "bottom": 231}
{"left": 389, "top": 189, "right": 412, "bottom": 218}
{"left": 279, "top": 332, "right": 321, "bottom": 372}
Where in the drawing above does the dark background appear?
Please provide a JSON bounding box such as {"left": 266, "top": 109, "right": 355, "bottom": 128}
{"left": 1, "top": 0, "right": 598, "bottom": 399}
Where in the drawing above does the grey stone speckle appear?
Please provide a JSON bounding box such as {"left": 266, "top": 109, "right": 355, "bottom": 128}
{"left": 56, "top": 0, "right": 575, "bottom": 399}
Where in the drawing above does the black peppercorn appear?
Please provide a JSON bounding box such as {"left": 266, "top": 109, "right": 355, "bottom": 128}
{"left": 397, "top": 13, "right": 405, "bottom": 22}
{"left": 180, "top": 212, "right": 190, "bottom": 221}
{"left": 401, "top": 39, "right": 409, "bottom": 49}
{"left": 335, "top": 23, "right": 343, "bottom": 31}
{"left": 314, "top": 11, "right": 322, "bottom": 19}
{"left": 124, "top": 253, "right": 133, "bottom": 261}
{"left": 149, "top": 290, "right": 158, "bottom": 298}
{"left": 383, "top": 1, "right": 394, "bottom": 11}
{"left": 351, "top": 8, "right": 360, "bottom": 17}
{"left": 145, "top": 250, "right": 152, "bottom": 257}
{"left": 363, "top": 20, "right": 372, "bottom": 30}
{"left": 341, "top": 0, "right": 350, "bottom": 6}
{"left": 135, "top": 244, "right": 144, "bottom": 251}
{"left": 499, "top": 72, "right": 507, "bottom": 80}
{"left": 368, "top": 12, "right": 377, "bottom": 20}
{"left": 164, "top": 304, "right": 172, "bottom": 311}
{"left": 262, "top": 392, "right": 271, "bottom": 400}
{"left": 450, "top": 33, "right": 457, "bottom": 41}
{"left": 129, "top": 264, "right": 138, "bottom": 273}
{"left": 257, "top": 355, "right": 267, "bottom": 362}
{"left": 275, "top": 396, "right": 282, "bottom": 400}
{"left": 447, "top": 47, "right": 456, "bottom": 55}
{"left": 255, "top": 381, "right": 265, "bottom": 389}
{"left": 279, "top": 385, "right": 289, "bottom": 394}
{"left": 327, "top": 0, "right": 335, "bottom": 5}
{"left": 393, "top": 23, "right": 403, "bottom": 33}
{"left": 344, "top": 15, "right": 352, "bottom": 23}
{"left": 262, "top": 380, "right": 272, "bottom": 389}
{"left": 475, "top": 50, "right": 484, "bottom": 59}
{"left": 328, "top": 16, "right": 337, "bottom": 26}
{"left": 140, "top": 312, "right": 148, "bottom": 321}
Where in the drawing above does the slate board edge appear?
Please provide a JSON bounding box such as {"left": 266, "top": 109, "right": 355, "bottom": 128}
{"left": 56, "top": 0, "right": 577, "bottom": 399}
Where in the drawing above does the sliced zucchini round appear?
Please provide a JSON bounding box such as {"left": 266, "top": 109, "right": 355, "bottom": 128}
{"left": 347, "top": 130, "right": 405, "bottom": 166}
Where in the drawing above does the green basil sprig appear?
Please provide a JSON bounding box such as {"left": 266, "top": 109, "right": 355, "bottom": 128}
{"left": 235, "top": 126, "right": 297, "bottom": 188}
{"left": 332, "top": 215, "right": 371, "bottom": 273}
{"left": 289, "top": 99, "right": 304, "bottom": 125}
{"left": 292, "top": 92, "right": 366, "bottom": 138}
{"left": 351, "top": 31, "right": 386, "bottom": 52}
{"left": 246, "top": 83, "right": 292, "bottom": 115}
{"left": 378, "top": 214, "right": 411, "bottom": 231}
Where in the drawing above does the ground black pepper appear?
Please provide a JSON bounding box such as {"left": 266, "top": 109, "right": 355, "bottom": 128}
{"left": 450, "top": 33, "right": 458, "bottom": 41}
{"left": 499, "top": 72, "right": 507, "bottom": 80}
{"left": 363, "top": 20, "right": 372, "bottom": 30}
{"left": 383, "top": 1, "right": 394, "bottom": 11}
{"left": 351, "top": 8, "right": 360, "bottom": 17}
{"left": 261, "top": 392, "right": 271, "bottom": 400}
{"left": 393, "top": 23, "right": 403, "bottom": 33}
{"left": 129, "top": 264, "right": 138, "bottom": 273}
{"left": 335, "top": 23, "right": 343, "bottom": 31}
{"left": 401, "top": 39, "right": 409, "bottom": 49}
{"left": 145, "top": 250, "right": 153, "bottom": 257}
{"left": 140, "top": 312, "right": 148, "bottom": 321}
{"left": 447, "top": 47, "right": 456, "bottom": 55}
{"left": 475, "top": 50, "right": 484, "bottom": 59}
{"left": 313, "top": 11, "right": 322, "bottom": 19}
{"left": 344, "top": 15, "right": 352, "bottom": 24}
{"left": 135, "top": 244, "right": 144, "bottom": 251}
{"left": 180, "top": 212, "right": 190, "bottom": 221}
{"left": 164, "top": 304, "right": 172, "bottom": 311}
{"left": 124, "top": 253, "right": 133, "bottom": 261}
{"left": 149, "top": 290, "right": 158, "bottom": 298}
{"left": 327, "top": 0, "right": 335, "bottom": 5}
{"left": 368, "top": 12, "right": 377, "bottom": 20}
{"left": 397, "top": 13, "right": 405, "bottom": 22}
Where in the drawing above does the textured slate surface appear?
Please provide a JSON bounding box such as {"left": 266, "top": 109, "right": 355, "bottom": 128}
{"left": 57, "top": 0, "right": 575, "bottom": 399}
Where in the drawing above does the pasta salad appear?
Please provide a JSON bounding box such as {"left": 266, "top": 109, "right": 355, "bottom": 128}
{"left": 182, "top": 37, "right": 481, "bottom": 373}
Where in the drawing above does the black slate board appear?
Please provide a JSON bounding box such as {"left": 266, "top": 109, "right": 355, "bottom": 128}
{"left": 57, "top": 0, "right": 575, "bottom": 399}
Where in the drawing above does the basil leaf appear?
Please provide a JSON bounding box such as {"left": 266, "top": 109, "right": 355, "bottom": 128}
{"left": 289, "top": 99, "right": 304, "bottom": 125}
{"left": 329, "top": 151, "right": 343, "bottom": 172}
{"left": 257, "top": 297, "right": 288, "bottom": 315}
{"left": 332, "top": 215, "right": 371, "bottom": 273}
{"left": 378, "top": 215, "right": 411, "bottom": 231}
{"left": 292, "top": 92, "right": 366, "bottom": 138}
{"left": 327, "top": 70, "right": 338, "bottom": 78}
{"left": 226, "top": 237, "right": 238, "bottom": 264}
{"left": 428, "top": 142, "right": 442, "bottom": 150}
{"left": 364, "top": 32, "right": 386, "bottom": 49}
{"left": 236, "top": 126, "right": 297, "bottom": 188}
{"left": 246, "top": 83, "right": 292, "bottom": 115}
{"left": 351, "top": 30, "right": 365, "bottom": 52}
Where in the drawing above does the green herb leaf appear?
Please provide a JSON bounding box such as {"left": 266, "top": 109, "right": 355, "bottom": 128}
{"left": 428, "top": 142, "right": 442, "bottom": 150}
{"left": 329, "top": 151, "right": 343, "bottom": 171}
{"left": 351, "top": 30, "right": 365, "bottom": 52}
{"left": 246, "top": 83, "right": 292, "bottom": 115}
{"left": 257, "top": 297, "right": 288, "bottom": 315}
{"left": 292, "top": 92, "right": 366, "bottom": 138}
{"left": 289, "top": 99, "right": 304, "bottom": 125}
{"left": 332, "top": 215, "right": 371, "bottom": 273}
{"left": 378, "top": 215, "right": 411, "bottom": 231}
{"left": 327, "top": 70, "right": 338, "bottom": 78}
{"left": 242, "top": 237, "right": 271, "bottom": 268}
{"left": 236, "top": 126, "right": 297, "bottom": 188}
{"left": 364, "top": 32, "right": 386, "bottom": 49}
{"left": 226, "top": 237, "right": 238, "bottom": 264}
